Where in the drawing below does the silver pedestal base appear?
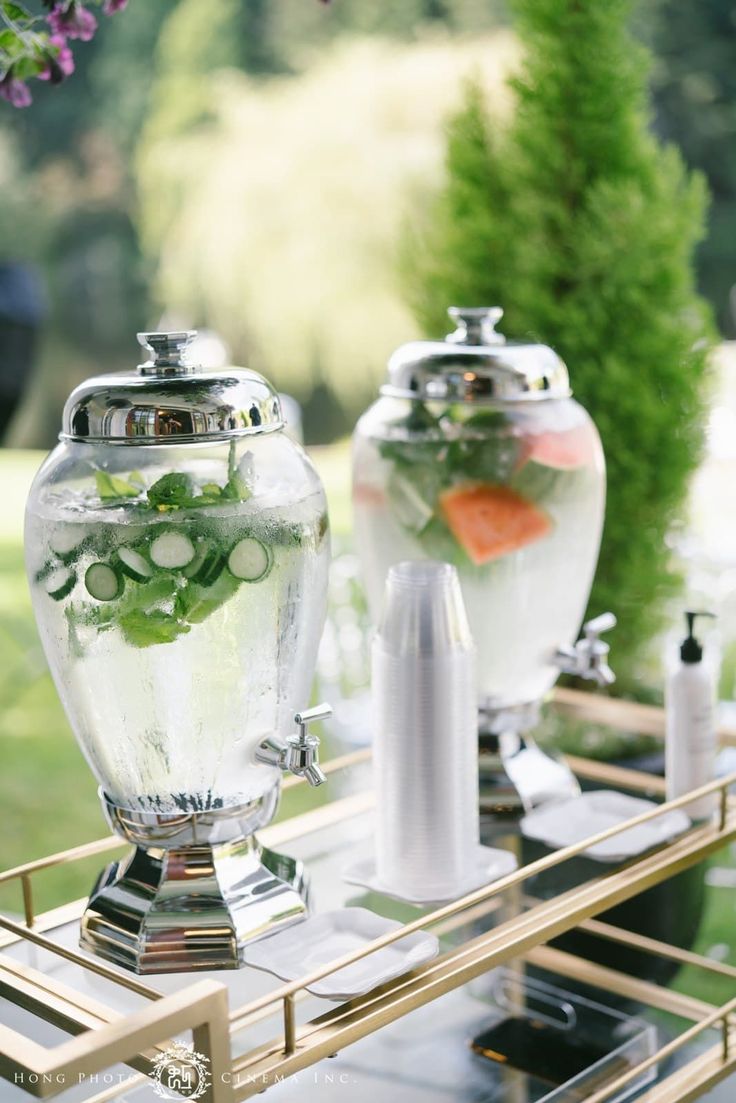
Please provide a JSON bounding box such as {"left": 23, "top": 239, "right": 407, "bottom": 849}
{"left": 80, "top": 789, "right": 308, "bottom": 974}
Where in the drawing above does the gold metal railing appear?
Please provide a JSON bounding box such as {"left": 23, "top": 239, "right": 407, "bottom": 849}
{"left": 586, "top": 996, "right": 735, "bottom": 1103}
{"left": 227, "top": 781, "right": 736, "bottom": 1098}
{"left": 227, "top": 773, "right": 734, "bottom": 1026}
{"left": 1, "top": 693, "right": 735, "bottom": 1103}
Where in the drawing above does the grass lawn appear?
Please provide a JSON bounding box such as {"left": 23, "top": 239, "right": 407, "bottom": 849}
{"left": 0, "top": 445, "right": 734, "bottom": 1008}
{"left": 670, "top": 843, "right": 736, "bottom": 1006}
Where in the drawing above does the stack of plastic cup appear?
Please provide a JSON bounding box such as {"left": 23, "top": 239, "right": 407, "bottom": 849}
{"left": 372, "top": 560, "right": 479, "bottom": 902}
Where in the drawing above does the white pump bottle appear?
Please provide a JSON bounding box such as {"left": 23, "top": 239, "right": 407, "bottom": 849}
{"left": 665, "top": 610, "right": 717, "bottom": 821}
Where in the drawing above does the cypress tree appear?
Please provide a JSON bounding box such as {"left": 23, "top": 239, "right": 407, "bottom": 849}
{"left": 403, "top": 0, "right": 713, "bottom": 687}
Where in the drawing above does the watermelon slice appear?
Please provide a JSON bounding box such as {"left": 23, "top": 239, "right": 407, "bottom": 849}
{"left": 518, "top": 424, "right": 598, "bottom": 471}
{"left": 353, "top": 482, "right": 385, "bottom": 508}
{"left": 439, "top": 483, "right": 552, "bottom": 565}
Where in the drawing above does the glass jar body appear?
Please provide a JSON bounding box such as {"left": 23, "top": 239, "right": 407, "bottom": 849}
{"left": 25, "top": 432, "right": 330, "bottom": 814}
{"left": 353, "top": 395, "right": 605, "bottom": 712}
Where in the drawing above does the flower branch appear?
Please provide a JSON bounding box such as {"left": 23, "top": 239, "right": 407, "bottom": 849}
{"left": 0, "top": 0, "right": 128, "bottom": 107}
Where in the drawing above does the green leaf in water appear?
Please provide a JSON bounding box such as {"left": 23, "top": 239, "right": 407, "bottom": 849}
{"left": 119, "top": 609, "right": 191, "bottom": 648}
{"left": 221, "top": 471, "right": 252, "bottom": 501}
{"left": 146, "top": 472, "right": 196, "bottom": 509}
{"left": 95, "top": 471, "right": 141, "bottom": 500}
{"left": 174, "top": 572, "right": 240, "bottom": 622}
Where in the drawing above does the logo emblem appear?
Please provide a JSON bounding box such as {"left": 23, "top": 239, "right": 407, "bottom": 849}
{"left": 151, "top": 1042, "right": 211, "bottom": 1100}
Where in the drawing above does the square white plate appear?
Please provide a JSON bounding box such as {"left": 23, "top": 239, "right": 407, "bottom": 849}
{"left": 243, "top": 907, "right": 438, "bottom": 1000}
{"left": 343, "top": 845, "right": 518, "bottom": 905}
{"left": 520, "top": 790, "right": 691, "bottom": 862}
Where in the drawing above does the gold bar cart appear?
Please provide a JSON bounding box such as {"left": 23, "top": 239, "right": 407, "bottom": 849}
{"left": 1, "top": 690, "right": 735, "bottom": 1103}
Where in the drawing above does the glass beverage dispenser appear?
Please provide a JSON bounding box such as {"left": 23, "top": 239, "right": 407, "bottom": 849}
{"left": 353, "top": 308, "right": 610, "bottom": 811}
{"left": 25, "top": 332, "right": 330, "bottom": 972}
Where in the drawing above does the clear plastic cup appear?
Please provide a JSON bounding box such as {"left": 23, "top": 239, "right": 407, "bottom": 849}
{"left": 373, "top": 561, "right": 479, "bottom": 900}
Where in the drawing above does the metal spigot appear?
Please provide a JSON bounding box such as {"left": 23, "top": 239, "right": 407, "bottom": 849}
{"left": 553, "top": 612, "right": 617, "bottom": 687}
{"left": 256, "top": 703, "right": 332, "bottom": 787}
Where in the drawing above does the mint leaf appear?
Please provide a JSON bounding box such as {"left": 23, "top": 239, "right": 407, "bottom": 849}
{"left": 146, "top": 472, "right": 195, "bottom": 508}
{"left": 119, "top": 575, "right": 179, "bottom": 613}
{"left": 119, "top": 609, "right": 190, "bottom": 648}
{"left": 174, "top": 572, "right": 240, "bottom": 624}
{"left": 95, "top": 471, "right": 141, "bottom": 500}
{"left": 221, "top": 471, "right": 252, "bottom": 501}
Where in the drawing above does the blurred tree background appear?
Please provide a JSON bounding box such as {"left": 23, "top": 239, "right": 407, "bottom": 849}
{"left": 1, "top": 0, "right": 508, "bottom": 446}
{"left": 647, "top": 0, "right": 736, "bottom": 336}
{"left": 0, "top": 0, "right": 733, "bottom": 450}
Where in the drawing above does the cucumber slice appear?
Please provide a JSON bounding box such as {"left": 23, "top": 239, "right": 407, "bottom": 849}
{"left": 182, "top": 542, "right": 208, "bottom": 579}
{"left": 50, "top": 526, "right": 86, "bottom": 562}
{"left": 45, "top": 567, "right": 77, "bottom": 601}
{"left": 35, "top": 560, "right": 55, "bottom": 584}
{"left": 116, "top": 546, "right": 154, "bottom": 582}
{"left": 149, "top": 531, "right": 196, "bottom": 570}
{"left": 85, "top": 562, "right": 123, "bottom": 602}
{"left": 195, "top": 551, "right": 225, "bottom": 586}
{"left": 183, "top": 543, "right": 225, "bottom": 586}
{"left": 386, "top": 468, "right": 434, "bottom": 535}
{"left": 227, "top": 537, "right": 272, "bottom": 582}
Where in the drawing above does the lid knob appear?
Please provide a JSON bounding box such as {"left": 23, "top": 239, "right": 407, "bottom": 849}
{"left": 446, "top": 307, "right": 505, "bottom": 347}
{"left": 137, "top": 331, "right": 198, "bottom": 375}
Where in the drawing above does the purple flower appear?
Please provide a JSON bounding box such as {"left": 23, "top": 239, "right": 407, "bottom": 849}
{"left": 38, "top": 34, "right": 75, "bottom": 83}
{"left": 47, "top": 2, "right": 97, "bottom": 42}
{"left": 0, "top": 73, "right": 32, "bottom": 108}
{"left": 103, "top": 0, "right": 128, "bottom": 13}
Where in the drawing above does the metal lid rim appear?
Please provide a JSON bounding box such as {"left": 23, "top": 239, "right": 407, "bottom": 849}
{"left": 58, "top": 421, "right": 285, "bottom": 445}
{"left": 378, "top": 385, "right": 573, "bottom": 402}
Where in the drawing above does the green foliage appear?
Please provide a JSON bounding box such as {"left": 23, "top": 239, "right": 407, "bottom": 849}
{"left": 402, "top": 0, "right": 714, "bottom": 687}
{"left": 142, "top": 0, "right": 506, "bottom": 145}
{"left": 0, "top": 130, "right": 51, "bottom": 258}
{"left": 646, "top": 0, "right": 736, "bottom": 335}
{"left": 140, "top": 0, "right": 241, "bottom": 144}
{"left": 85, "top": 0, "right": 178, "bottom": 156}
{"left": 264, "top": 0, "right": 506, "bottom": 58}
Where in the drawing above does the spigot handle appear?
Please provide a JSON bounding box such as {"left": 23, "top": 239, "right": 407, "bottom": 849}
{"left": 289, "top": 702, "right": 331, "bottom": 788}
{"left": 584, "top": 612, "right": 617, "bottom": 639}
{"left": 294, "top": 702, "right": 332, "bottom": 733}
{"left": 256, "top": 704, "right": 332, "bottom": 783}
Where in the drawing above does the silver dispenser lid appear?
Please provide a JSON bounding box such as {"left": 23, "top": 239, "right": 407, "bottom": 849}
{"left": 61, "top": 331, "right": 283, "bottom": 443}
{"left": 382, "top": 307, "right": 571, "bottom": 403}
